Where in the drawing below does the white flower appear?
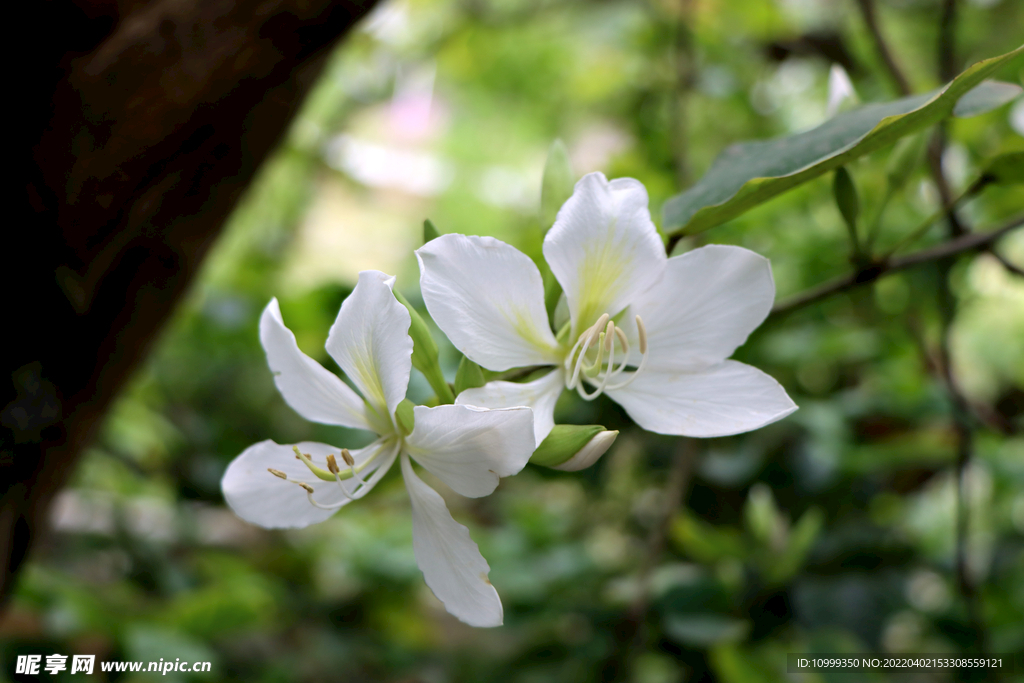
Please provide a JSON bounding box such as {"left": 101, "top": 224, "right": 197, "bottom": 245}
{"left": 221, "top": 270, "right": 535, "bottom": 627}
{"left": 416, "top": 172, "right": 796, "bottom": 446}
{"left": 826, "top": 64, "right": 857, "bottom": 118}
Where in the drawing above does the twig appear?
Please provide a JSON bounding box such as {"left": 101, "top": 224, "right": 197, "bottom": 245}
{"left": 853, "top": 0, "right": 912, "bottom": 96}
{"left": 771, "top": 215, "right": 1024, "bottom": 316}
{"left": 988, "top": 249, "right": 1024, "bottom": 278}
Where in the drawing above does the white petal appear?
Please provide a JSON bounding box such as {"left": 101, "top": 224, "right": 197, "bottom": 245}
{"left": 416, "top": 234, "right": 561, "bottom": 371}
{"left": 221, "top": 439, "right": 397, "bottom": 529}
{"left": 260, "top": 299, "right": 370, "bottom": 430}
{"left": 826, "top": 64, "right": 857, "bottom": 118}
{"left": 325, "top": 270, "right": 412, "bottom": 423}
{"left": 401, "top": 455, "right": 503, "bottom": 627}
{"left": 543, "top": 173, "right": 666, "bottom": 334}
{"left": 405, "top": 404, "right": 535, "bottom": 498}
{"left": 628, "top": 245, "right": 776, "bottom": 371}
{"left": 455, "top": 369, "right": 564, "bottom": 447}
{"left": 606, "top": 361, "right": 797, "bottom": 437}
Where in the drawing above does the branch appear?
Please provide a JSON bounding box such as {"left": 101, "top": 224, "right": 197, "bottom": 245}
{"left": 771, "top": 215, "right": 1024, "bottom": 316}
{"left": 853, "top": 0, "right": 913, "bottom": 96}
{"left": 989, "top": 249, "right": 1024, "bottom": 278}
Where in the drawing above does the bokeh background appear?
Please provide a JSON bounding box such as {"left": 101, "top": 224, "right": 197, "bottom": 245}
{"left": 3, "top": 0, "right": 1024, "bottom": 680}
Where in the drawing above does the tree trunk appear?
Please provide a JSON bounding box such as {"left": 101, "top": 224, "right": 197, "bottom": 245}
{"left": 2, "top": 0, "right": 378, "bottom": 605}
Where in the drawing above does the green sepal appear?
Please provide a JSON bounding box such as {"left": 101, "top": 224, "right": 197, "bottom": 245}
{"left": 454, "top": 355, "right": 485, "bottom": 395}
{"left": 423, "top": 219, "right": 441, "bottom": 244}
{"left": 540, "top": 139, "right": 574, "bottom": 231}
{"left": 395, "top": 399, "right": 416, "bottom": 436}
{"left": 530, "top": 424, "right": 605, "bottom": 468}
{"left": 393, "top": 289, "right": 455, "bottom": 404}
{"left": 981, "top": 151, "right": 1024, "bottom": 185}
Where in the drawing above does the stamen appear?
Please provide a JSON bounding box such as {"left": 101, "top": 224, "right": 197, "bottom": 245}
{"left": 268, "top": 468, "right": 287, "bottom": 479}
{"left": 340, "top": 449, "right": 355, "bottom": 467}
{"left": 605, "top": 316, "right": 650, "bottom": 391}
{"left": 568, "top": 321, "right": 601, "bottom": 389}
{"left": 326, "top": 454, "right": 340, "bottom": 475}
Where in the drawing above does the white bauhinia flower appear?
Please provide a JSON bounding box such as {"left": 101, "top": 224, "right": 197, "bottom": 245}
{"left": 221, "top": 270, "right": 535, "bottom": 628}
{"left": 826, "top": 64, "right": 857, "bottom": 118}
{"left": 416, "top": 172, "right": 796, "bottom": 447}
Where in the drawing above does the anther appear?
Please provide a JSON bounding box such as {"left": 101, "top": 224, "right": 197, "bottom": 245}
{"left": 636, "top": 315, "right": 647, "bottom": 354}
{"left": 604, "top": 320, "right": 615, "bottom": 351}
{"left": 326, "top": 454, "right": 340, "bottom": 475}
{"left": 297, "top": 482, "right": 315, "bottom": 494}
{"left": 340, "top": 448, "right": 355, "bottom": 467}
{"left": 268, "top": 468, "right": 287, "bottom": 479}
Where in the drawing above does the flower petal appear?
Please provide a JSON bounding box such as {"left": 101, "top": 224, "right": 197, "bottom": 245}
{"left": 401, "top": 455, "right": 503, "bottom": 627}
{"left": 260, "top": 299, "right": 370, "bottom": 430}
{"left": 455, "top": 369, "right": 564, "bottom": 446}
{"left": 628, "top": 245, "right": 776, "bottom": 370}
{"left": 606, "top": 361, "right": 797, "bottom": 437}
{"left": 221, "top": 439, "right": 397, "bottom": 529}
{"left": 326, "top": 270, "right": 412, "bottom": 423}
{"left": 405, "top": 404, "right": 535, "bottom": 498}
{"left": 416, "top": 234, "right": 561, "bottom": 371}
{"left": 543, "top": 173, "right": 666, "bottom": 334}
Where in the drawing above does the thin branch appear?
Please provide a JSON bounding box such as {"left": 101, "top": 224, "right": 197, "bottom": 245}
{"left": 771, "top": 215, "right": 1024, "bottom": 316}
{"left": 853, "top": 0, "right": 912, "bottom": 96}
{"left": 938, "top": 0, "right": 958, "bottom": 83}
{"left": 989, "top": 249, "right": 1024, "bottom": 278}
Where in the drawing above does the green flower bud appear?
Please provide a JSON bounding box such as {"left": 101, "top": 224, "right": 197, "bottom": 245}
{"left": 530, "top": 424, "right": 618, "bottom": 471}
{"left": 395, "top": 398, "right": 416, "bottom": 436}
{"left": 393, "top": 289, "right": 455, "bottom": 404}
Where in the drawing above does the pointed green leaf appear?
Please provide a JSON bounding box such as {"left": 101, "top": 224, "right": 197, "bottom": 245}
{"left": 453, "top": 355, "right": 485, "bottom": 395}
{"left": 832, "top": 167, "right": 859, "bottom": 231}
{"left": 952, "top": 80, "right": 1022, "bottom": 117}
{"left": 423, "top": 219, "right": 440, "bottom": 244}
{"left": 540, "top": 139, "right": 574, "bottom": 231}
{"left": 662, "top": 46, "right": 1024, "bottom": 236}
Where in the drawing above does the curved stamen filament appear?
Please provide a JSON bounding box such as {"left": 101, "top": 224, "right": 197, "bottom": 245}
{"left": 568, "top": 314, "right": 651, "bottom": 398}
{"left": 275, "top": 441, "right": 392, "bottom": 508}
{"left": 605, "top": 315, "right": 649, "bottom": 391}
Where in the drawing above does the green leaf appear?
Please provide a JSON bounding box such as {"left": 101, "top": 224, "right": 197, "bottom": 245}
{"left": 951, "top": 80, "right": 1023, "bottom": 117}
{"left": 423, "top": 218, "right": 440, "bottom": 244}
{"left": 393, "top": 289, "right": 454, "bottom": 404}
{"left": 529, "top": 424, "right": 605, "bottom": 468}
{"left": 982, "top": 151, "right": 1024, "bottom": 184}
{"left": 662, "top": 46, "right": 1024, "bottom": 235}
{"left": 664, "top": 615, "right": 750, "bottom": 647}
{"left": 453, "top": 355, "right": 485, "bottom": 395}
{"left": 540, "top": 139, "right": 574, "bottom": 231}
{"left": 832, "top": 167, "right": 859, "bottom": 231}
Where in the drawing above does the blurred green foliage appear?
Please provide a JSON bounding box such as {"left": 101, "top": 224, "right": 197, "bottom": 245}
{"left": 3, "top": 0, "right": 1024, "bottom": 681}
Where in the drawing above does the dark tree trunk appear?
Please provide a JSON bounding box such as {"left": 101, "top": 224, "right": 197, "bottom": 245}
{"left": 2, "top": 0, "right": 378, "bottom": 605}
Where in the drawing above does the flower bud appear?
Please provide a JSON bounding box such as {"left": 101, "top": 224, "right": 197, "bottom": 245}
{"left": 529, "top": 424, "right": 618, "bottom": 471}
{"left": 393, "top": 289, "right": 455, "bottom": 404}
